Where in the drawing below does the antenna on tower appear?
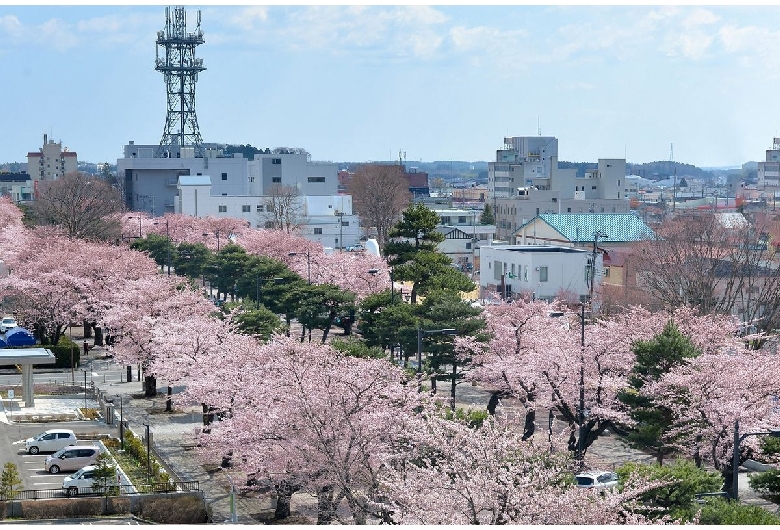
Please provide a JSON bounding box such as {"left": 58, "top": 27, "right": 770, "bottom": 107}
{"left": 155, "top": 6, "right": 206, "bottom": 158}
{"left": 537, "top": 116, "right": 541, "bottom": 136}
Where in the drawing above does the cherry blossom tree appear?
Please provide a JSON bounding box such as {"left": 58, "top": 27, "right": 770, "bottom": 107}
{"left": 647, "top": 344, "right": 780, "bottom": 480}
{"left": 192, "top": 337, "right": 423, "bottom": 524}
{"left": 380, "top": 412, "right": 659, "bottom": 525}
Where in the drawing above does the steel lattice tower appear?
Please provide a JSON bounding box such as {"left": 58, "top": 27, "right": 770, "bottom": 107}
{"left": 155, "top": 6, "right": 206, "bottom": 158}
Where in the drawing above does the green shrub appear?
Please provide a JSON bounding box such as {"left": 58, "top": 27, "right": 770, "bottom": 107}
{"left": 697, "top": 497, "right": 780, "bottom": 524}
{"left": 748, "top": 469, "right": 780, "bottom": 502}
{"left": 45, "top": 336, "right": 81, "bottom": 369}
{"left": 616, "top": 460, "right": 724, "bottom": 521}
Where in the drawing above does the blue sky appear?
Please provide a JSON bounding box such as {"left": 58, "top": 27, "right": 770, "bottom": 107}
{"left": 1, "top": 4, "right": 779, "bottom": 168}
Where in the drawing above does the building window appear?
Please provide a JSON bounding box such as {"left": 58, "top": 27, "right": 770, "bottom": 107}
{"left": 272, "top": 177, "right": 281, "bottom": 183}
{"left": 218, "top": 205, "right": 227, "bottom": 213}
{"left": 539, "top": 266, "right": 548, "bottom": 282}
{"left": 256, "top": 205, "right": 264, "bottom": 212}
{"left": 242, "top": 205, "right": 250, "bottom": 213}
{"left": 249, "top": 176, "right": 255, "bottom": 182}
{"left": 458, "top": 216, "right": 467, "bottom": 224}
{"left": 591, "top": 186, "right": 597, "bottom": 190}
{"left": 308, "top": 176, "right": 325, "bottom": 183}
{"left": 272, "top": 158, "right": 281, "bottom": 164}
{"left": 314, "top": 228, "right": 323, "bottom": 235}
{"left": 221, "top": 173, "right": 228, "bottom": 180}
{"left": 341, "top": 221, "right": 349, "bottom": 227}
{"left": 604, "top": 267, "right": 610, "bottom": 277}
{"left": 441, "top": 216, "right": 451, "bottom": 224}
{"left": 466, "top": 242, "right": 472, "bottom": 249}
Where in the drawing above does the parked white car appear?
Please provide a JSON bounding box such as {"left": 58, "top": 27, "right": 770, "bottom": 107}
{"left": 0, "top": 316, "right": 18, "bottom": 333}
{"left": 575, "top": 470, "right": 619, "bottom": 489}
{"left": 62, "top": 465, "right": 119, "bottom": 497}
{"left": 24, "top": 429, "right": 78, "bottom": 455}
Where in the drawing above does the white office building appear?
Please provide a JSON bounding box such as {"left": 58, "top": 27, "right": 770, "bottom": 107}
{"left": 479, "top": 244, "right": 601, "bottom": 302}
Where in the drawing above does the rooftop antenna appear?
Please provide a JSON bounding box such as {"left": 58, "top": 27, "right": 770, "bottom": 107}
{"left": 537, "top": 116, "right": 541, "bottom": 136}
{"left": 156, "top": 6, "right": 206, "bottom": 158}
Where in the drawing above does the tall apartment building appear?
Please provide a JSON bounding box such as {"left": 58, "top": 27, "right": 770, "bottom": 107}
{"left": 757, "top": 137, "right": 780, "bottom": 188}
{"left": 487, "top": 136, "right": 629, "bottom": 241}
{"left": 26, "top": 134, "right": 78, "bottom": 195}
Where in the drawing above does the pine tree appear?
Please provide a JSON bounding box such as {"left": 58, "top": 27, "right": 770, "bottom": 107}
{"left": 0, "top": 462, "right": 23, "bottom": 499}
{"left": 479, "top": 204, "right": 495, "bottom": 225}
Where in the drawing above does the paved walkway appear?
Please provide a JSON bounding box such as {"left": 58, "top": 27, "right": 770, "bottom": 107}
{"left": 4, "top": 338, "right": 779, "bottom": 523}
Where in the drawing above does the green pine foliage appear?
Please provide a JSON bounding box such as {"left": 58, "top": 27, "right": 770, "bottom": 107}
{"left": 619, "top": 322, "right": 700, "bottom": 463}
{"left": 616, "top": 460, "right": 723, "bottom": 521}
{"left": 0, "top": 462, "right": 23, "bottom": 499}
{"left": 696, "top": 497, "right": 780, "bottom": 525}
{"left": 92, "top": 452, "right": 119, "bottom": 496}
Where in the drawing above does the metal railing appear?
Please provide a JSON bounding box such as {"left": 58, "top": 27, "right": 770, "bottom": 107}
{"left": 0, "top": 481, "right": 199, "bottom": 501}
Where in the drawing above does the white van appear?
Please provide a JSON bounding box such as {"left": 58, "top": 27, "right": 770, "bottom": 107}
{"left": 62, "top": 465, "right": 120, "bottom": 496}
{"left": 24, "top": 429, "right": 78, "bottom": 454}
{"left": 44, "top": 446, "right": 99, "bottom": 474}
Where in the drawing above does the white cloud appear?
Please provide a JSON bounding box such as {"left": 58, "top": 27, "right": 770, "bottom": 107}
{"left": 37, "top": 19, "right": 80, "bottom": 52}
{"left": 225, "top": 7, "right": 269, "bottom": 32}
{"left": 683, "top": 8, "right": 720, "bottom": 28}
{"left": 661, "top": 30, "right": 714, "bottom": 59}
{"left": 0, "top": 15, "right": 23, "bottom": 37}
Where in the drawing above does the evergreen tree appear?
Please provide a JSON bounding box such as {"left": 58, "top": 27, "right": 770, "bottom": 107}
{"left": 479, "top": 204, "right": 495, "bottom": 225}
{"left": 92, "top": 452, "right": 119, "bottom": 496}
{"left": 384, "top": 203, "right": 474, "bottom": 304}
{"left": 0, "top": 462, "right": 22, "bottom": 499}
{"left": 618, "top": 322, "right": 700, "bottom": 464}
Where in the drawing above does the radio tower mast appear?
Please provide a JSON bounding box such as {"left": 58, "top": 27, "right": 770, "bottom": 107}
{"left": 155, "top": 6, "right": 206, "bottom": 158}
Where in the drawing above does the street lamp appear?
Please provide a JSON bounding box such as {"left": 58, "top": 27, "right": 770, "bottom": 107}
{"left": 128, "top": 215, "right": 142, "bottom": 238}
{"left": 288, "top": 250, "right": 311, "bottom": 284}
{"left": 153, "top": 219, "right": 171, "bottom": 276}
{"left": 143, "top": 422, "right": 151, "bottom": 483}
{"left": 577, "top": 302, "right": 587, "bottom": 469}
{"left": 731, "top": 421, "right": 780, "bottom": 500}
{"left": 256, "top": 277, "right": 285, "bottom": 306}
{"left": 203, "top": 229, "right": 221, "bottom": 252}
{"left": 416, "top": 327, "right": 457, "bottom": 372}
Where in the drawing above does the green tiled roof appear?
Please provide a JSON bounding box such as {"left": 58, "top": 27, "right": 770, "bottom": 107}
{"left": 525, "top": 213, "right": 655, "bottom": 243}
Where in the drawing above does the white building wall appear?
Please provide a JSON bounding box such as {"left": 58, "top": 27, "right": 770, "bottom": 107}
{"left": 478, "top": 245, "right": 599, "bottom": 301}
{"left": 176, "top": 178, "right": 361, "bottom": 247}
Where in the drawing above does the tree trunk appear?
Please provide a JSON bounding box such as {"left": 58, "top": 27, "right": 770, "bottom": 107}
{"left": 83, "top": 320, "right": 92, "bottom": 339}
{"left": 94, "top": 327, "right": 104, "bottom": 347}
{"left": 274, "top": 481, "right": 299, "bottom": 519}
{"left": 317, "top": 484, "right": 336, "bottom": 524}
{"left": 522, "top": 409, "right": 536, "bottom": 441}
{"left": 143, "top": 375, "right": 157, "bottom": 397}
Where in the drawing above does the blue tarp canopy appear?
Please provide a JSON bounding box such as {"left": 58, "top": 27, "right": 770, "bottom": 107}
{"left": 5, "top": 327, "right": 36, "bottom": 346}
{"left": 0, "top": 336, "right": 7, "bottom": 348}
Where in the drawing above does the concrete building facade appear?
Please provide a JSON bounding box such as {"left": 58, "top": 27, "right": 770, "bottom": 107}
{"left": 175, "top": 176, "right": 360, "bottom": 249}
{"left": 26, "top": 134, "right": 78, "bottom": 195}
{"left": 757, "top": 137, "right": 780, "bottom": 188}
{"left": 117, "top": 142, "right": 338, "bottom": 215}
{"left": 479, "top": 245, "right": 601, "bottom": 302}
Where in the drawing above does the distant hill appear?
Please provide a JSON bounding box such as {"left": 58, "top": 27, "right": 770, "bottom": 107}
{"left": 559, "top": 160, "right": 716, "bottom": 181}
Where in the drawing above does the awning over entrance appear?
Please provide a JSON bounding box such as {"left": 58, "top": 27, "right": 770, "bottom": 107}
{"left": 0, "top": 348, "right": 56, "bottom": 407}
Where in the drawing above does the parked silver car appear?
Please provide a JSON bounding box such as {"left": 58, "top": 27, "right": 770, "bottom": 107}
{"left": 575, "top": 470, "right": 619, "bottom": 489}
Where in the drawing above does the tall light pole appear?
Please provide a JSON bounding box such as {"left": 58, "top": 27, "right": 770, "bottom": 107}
{"left": 154, "top": 218, "right": 171, "bottom": 276}
{"left": 202, "top": 230, "right": 221, "bottom": 252}
{"left": 128, "top": 215, "right": 142, "bottom": 238}
{"left": 288, "top": 251, "right": 311, "bottom": 284}
{"left": 143, "top": 422, "right": 151, "bottom": 483}
{"left": 336, "top": 211, "right": 345, "bottom": 251}
{"left": 416, "top": 327, "right": 457, "bottom": 377}
{"left": 731, "top": 421, "right": 780, "bottom": 500}
{"left": 256, "top": 277, "right": 285, "bottom": 306}
{"left": 577, "top": 302, "right": 586, "bottom": 469}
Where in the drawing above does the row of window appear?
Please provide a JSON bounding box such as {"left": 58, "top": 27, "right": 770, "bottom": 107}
{"left": 221, "top": 172, "right": 326, "bottom": 184}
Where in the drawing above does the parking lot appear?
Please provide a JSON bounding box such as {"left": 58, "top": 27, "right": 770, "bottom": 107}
{"left": 2, "top": 421, "right": 113, "bottom": 493}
